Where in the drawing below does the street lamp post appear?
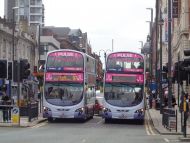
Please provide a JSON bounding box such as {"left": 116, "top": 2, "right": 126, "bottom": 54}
{"left": 155, "top": 0, "right": 159, "bottom": 100}
{"left": 12, "top": 8, "right": 15, "bottom": 73}
{"left": 146, "top": 8, "right": 153, "bottom": 82}
{"left": 112, "top": 39, "right": 114, "bottom": 52}
{"left": 139, "top": 41, "right": 143, "bottom": 49}
{"left": 99, "top": 49, "right": 112, "bottom": 68}
{"left": 139, "top": 41, "right": 143, "bottom": 53}
{"left": 159, "top": 11, "right": 164, "bottom": 113}
{"left": 167, "top": 0, "right": 172, "bottom": 108}
{"left": 12, "top": 6, "right": 24, "bottom": 126}
{"left": 10, "top": 7, "right": 16, "bottom": 104}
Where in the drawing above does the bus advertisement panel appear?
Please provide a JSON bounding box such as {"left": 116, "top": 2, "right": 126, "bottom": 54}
{"left": 102, "top": 52, "right": 145, "bottom": 123}
{"left": 43, "top": 50, "right": 96, "bottom": 121}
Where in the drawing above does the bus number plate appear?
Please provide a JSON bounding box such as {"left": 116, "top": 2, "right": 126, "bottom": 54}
{"left": 60, "top": 113, "right": 64, "bottom": 118}
{"left": 120, "top": 114, "right": 127, "bottom": 119}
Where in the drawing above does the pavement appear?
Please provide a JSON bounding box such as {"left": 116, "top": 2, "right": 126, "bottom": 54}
{"left": 147, "top": 107, "right": 190, "bottom": 142}
{"left": 0, "top": 113, "right": 47, "bottom": 127}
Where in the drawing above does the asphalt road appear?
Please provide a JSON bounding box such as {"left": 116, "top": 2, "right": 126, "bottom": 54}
{"left": 0, "top": 114, "right": 184, "bottom": 143}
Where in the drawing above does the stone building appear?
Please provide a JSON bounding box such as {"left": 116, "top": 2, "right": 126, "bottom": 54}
{"left": 0, "top": 17, "right": 37, "bottom": 72}
{"left": 152, "top": 0, "right": 190, "bottom": 103}
{"left": 41, "top": 26, "right": 92, "bottom": 55}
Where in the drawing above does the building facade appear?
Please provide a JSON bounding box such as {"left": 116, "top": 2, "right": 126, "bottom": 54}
{"left": 4, "top": 0, "right": 44, "bottom": 26}
{"left": 151, "top": 0, "right": 190, "bottom": 103}
{"left": 41, "top": 26, "right": 92, "bottom": 55}
{"left": 0, "top": 17, "right": 36, "bottom": 69}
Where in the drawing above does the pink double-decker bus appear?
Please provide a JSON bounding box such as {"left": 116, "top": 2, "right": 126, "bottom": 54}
{"left": 43, "top": 49, "right": 96, "bottom": 122}
{"left": 102, "top": 51, "right": 145, "bottom": 123}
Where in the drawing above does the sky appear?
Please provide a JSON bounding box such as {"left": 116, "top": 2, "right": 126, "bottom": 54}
{"left": 0, "top": 0, "right": 155, "bottom": 62}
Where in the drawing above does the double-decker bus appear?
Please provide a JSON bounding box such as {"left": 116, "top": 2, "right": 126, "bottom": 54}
{"left": 43, "top": 49, "right": 96, "bottom": 121}
{"left": 102, "top": 51, "right": 145, "bottom": 123}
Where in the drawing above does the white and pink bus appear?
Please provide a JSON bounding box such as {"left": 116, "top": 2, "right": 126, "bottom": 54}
{"left": 43, "top": 49, "right": 96, "bottom": 121}
{"left": 102, "top": 51, "right": 145, "bottom": 123}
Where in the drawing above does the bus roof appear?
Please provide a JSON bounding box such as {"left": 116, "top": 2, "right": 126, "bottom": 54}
{"left": 106, "top": 51, "right": 144, "bottom": 58}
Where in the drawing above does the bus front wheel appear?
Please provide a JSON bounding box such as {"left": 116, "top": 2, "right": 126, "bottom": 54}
{"left": 48, "top": 117, "right": 53, "bottom": 122}
{"left": 105, "top": 118, "right": 110, "bottom": 123}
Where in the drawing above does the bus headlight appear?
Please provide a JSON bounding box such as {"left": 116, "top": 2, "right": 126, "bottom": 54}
{"left": 103, "top": 108, "right": 111, "bottom": 112}
{"left": 135, "top": 108, "right": 144, "bottom": 114}
{"left": 75, "top": 107, "right": 85, "bottom": 113}
{"left": 43, "top": 106, "right": 51, "bottom": 112}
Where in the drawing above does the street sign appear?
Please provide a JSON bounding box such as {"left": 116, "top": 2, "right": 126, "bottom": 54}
{"left": 12, "top": 107, "right": 20, "bottom": 124}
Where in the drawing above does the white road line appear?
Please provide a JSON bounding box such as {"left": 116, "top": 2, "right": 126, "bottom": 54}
{"left": 164, "top": 138, "right": 170, "bottom": 142}
{"left": 146, "top": 112, "right": 156, "bottom": 136}
{"left": 97, "top": 119, "right": 103, "bottom": 125}
{"left": 147, "top": 119, "right": 156, "bottom": 135}
{"left": 31, "top": 122, "right": 47, "bottom": 129}
{"left": 146, "top": 126, "right": 151, "bottom": 135}
{"left": 145, "top": 121, "right": 151, "bottom": 135}
{"left": 82, "top": 139, "right": 86, "bottom": 143}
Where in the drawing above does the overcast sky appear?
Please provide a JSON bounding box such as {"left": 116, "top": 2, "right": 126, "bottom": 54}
{"left": 0, "top": 0, "right": 155, "bottom": 61}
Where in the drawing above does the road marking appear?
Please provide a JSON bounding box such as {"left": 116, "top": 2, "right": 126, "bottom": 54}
{"left": 30, "top": 122, "right": 47, "bottom": 129}
{"left": 145, "top": 120, "right": 151, "bottom": 135}
{"left": 147, "top": 119, "right": 156, "bottom": 135}
{"left": 97, "top": 119, "right": 103, "bottom": 124}
{"left": 145, "top": 111, "right": 156, "bottom": 136}
{"left": 145, "top": 123, "right": 151, "bottom": 135}
{"left": 164, "top": 138, "right": 170, "bottom": 142}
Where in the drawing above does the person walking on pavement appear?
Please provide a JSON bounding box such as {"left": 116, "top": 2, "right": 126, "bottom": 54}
{"left": 1, "top": 86, "right": 10, "bottom": 122}
{"left": 187, "top": 94, "right": 190, "bottom": 121}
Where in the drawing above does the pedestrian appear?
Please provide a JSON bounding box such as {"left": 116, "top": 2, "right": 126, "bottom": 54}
{"left": 188, "top": 94, "right": 190, "bottom": 120}
{"left": 172, "top": 96, "right": 177, "bottom": 107}
{"left": 179, "top": 94, "right": 189, "bottom": 113}
{"left": 1, "top": 87, "right": 10, "bottom": 122}
{"left": 148, "top": 93, "right": 153, "bottom": 109}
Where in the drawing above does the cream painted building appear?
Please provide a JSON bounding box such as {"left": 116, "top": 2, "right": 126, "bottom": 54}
{"left": 0, "top": 17, "right": 37, "bottom": 72}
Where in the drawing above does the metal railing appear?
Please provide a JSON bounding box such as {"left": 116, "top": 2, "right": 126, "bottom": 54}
{"left": 162, "top": 108, "right": 177, "bottom": 132}
{"left": 0, "top": 101, "right": 38, "bottom": 123}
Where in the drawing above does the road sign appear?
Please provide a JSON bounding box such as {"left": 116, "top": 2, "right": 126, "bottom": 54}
{"left": 12, "top": 107, "right": 20, "bottom": 124}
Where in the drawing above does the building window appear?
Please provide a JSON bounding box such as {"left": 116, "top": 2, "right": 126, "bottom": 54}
{"left": 3, "top": 39, "right": 6, "bottom": 59}
{"left": 8, "top": 42, "right": 11, "bottom": 61}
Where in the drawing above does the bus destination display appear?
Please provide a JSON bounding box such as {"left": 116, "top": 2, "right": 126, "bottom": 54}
{"left": 106, "top": 73, "right": 144, "bottom": 83}
{"left": 45, "top": 72, "right": 83, "bottom": 82}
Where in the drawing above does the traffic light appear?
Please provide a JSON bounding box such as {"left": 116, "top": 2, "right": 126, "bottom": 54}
{"left": 0, "top": 60, "right": 7, "bottom": 78}
{"left": 172, "top": 61, "right": 187, "bottom": 84}
{"left": 184, "top": 49, "right": 190, "bottom": 56}
{"left": 13, "top": 61, "right": 18, "bottom": 82}
{"left": 162, "top": 65, "right": 168, "bottom": 80}
{"left": 172, "top": 49, "right": 190, "bottom": 84}
{"left": 38, "top": 60, "right": 45, "bottom": 72}
{"left": 20, "top": 59, "right": 30, "bottom": 80}
{"left": 183, "top": 49, "right": 190, "bottom": 73}
{"left": 34, "top": 66, "right": 37, "bottom": 73}
{"left": 8, "top": 62, "right": 12, "bottom": 80}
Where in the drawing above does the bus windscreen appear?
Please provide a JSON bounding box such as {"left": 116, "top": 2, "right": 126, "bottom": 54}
{"left": 46, "top": 51, "right": 84, "bottom": 71}
{"left": 106, "top": 52, "right": 144, "bottom": 72}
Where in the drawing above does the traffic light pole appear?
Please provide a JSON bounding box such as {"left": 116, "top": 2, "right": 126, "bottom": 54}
{"left": 11, "top": 8, "right": 15, "bottom": 105}
{"left": 17, "top": 59, "right": 21, "bottom": 126}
